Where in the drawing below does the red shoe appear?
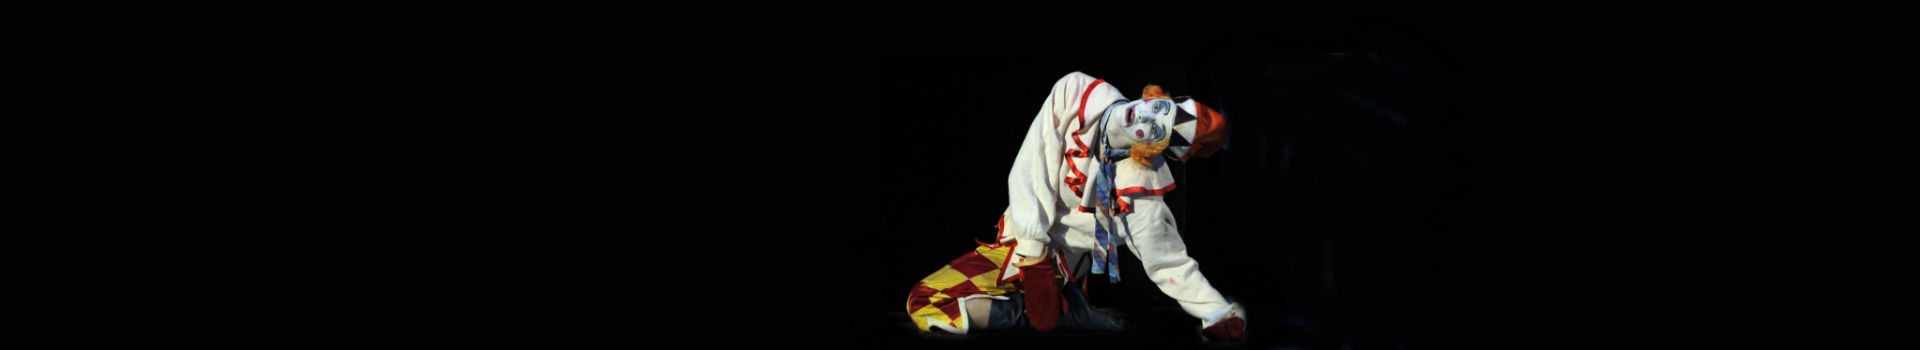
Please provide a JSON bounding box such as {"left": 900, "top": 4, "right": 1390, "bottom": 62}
{"left": 1200, "top": 307, "right": 1245, "bottom": 342}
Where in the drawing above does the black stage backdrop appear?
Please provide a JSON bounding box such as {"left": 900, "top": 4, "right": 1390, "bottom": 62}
{"left": 343, "top": 14, "right": 1636, "bottom": 350}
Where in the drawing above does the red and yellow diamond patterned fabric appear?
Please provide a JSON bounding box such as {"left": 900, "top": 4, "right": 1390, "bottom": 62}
{"left": 905, "top": 245, "right": 1024, "bottom": 333}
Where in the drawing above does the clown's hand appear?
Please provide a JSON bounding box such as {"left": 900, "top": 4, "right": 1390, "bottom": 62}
{"left": 1014, "top": 252, "right": 1063, "bottom": 331}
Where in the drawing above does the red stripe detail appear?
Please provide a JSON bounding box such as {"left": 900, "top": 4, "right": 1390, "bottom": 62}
{"left": 1053, "top": 250, "right": 1070, "bottom": 280}
{"left": 995, "top": 215, "right": 1006, "bottom": 240}
{"left": 1063, "top": 134, "right": 1090, "bottom": 193}
{"left": 999, "top": 239, "right": 1023, "bottom": 283}
{"left": 1077, "top": 79, "right": 1106, "bottom": 127}
{"left": 1078, "top": 205, "right": 1094, "bottom": 213}
{"left": 1064, "top": 133, "right": 1095, "bottom": 194}
{"left": 1063, "top": 167, "right": 1084, "bottom": 193}
{"left": 1115, "top": 183, "right": 1178, "bottom": 196}
{"left": 1064, "top": 156, "right": 1086, "bottom": 184}
{"left": 1116, "top": 197, "right": 1132, "bottom": 214}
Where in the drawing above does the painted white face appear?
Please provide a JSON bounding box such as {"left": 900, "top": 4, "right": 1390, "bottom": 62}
{"left": 1106, "top": 98, "right": 1175, "bottom": 148}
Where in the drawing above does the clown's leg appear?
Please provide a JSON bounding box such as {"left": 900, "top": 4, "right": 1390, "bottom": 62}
{"left": 966, "top": 298, "right": 992, "bottom": 330}
{"left": 1045, "top": 246, "right": 1131, "bottom": 332}
{"left": 1119, "top": 197, "right": 1241, "bottom": 328}
{"left": 1057, "top": 274, "right": 1130, "bottom": 331}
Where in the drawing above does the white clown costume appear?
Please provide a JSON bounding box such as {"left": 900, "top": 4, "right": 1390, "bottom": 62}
{"left": 906, "top": 72, "right": 1243, "bottom": 340}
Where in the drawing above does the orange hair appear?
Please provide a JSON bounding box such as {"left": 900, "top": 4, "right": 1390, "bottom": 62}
{"left": 1142, "top": 85, "right": 1169, "bottom": 100}
{"left": 1130, "top": 136, "right": 1170, "bottom": 167}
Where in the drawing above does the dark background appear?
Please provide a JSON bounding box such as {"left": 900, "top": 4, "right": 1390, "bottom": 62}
{"left": 344, "top": 12, "right": 1653, "bottom": 350}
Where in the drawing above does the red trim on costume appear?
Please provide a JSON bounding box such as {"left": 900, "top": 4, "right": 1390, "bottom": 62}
{"left": 1001, "top": 237, "right": 1024, "bottom": 283}
{"left": 1003, "top": 249, "right": 1025, "bottom": 283}
{"left": 1116, "top": 197, "right": 1132, "bottom": 214}
{"left": 1078, "top": 205, "right": 1094, "bottom": 213}
{"left": 1052, "top": 249, "right": 1070, "bottom": 281}
{"left": 1063, "top": 156, "right": 1086, "bottom": 194}
{"left": 1077, "top": 79, "right": 1106, "bottom": 127}
{"left": 1115, "top": 183, "right": 1178, "bottom": 196}
{"left": 1064, "top": 157, "right": 1086, "bottom": 183}
{"left": 1063, "top": 134, "right": 1090, "bottom": 194}
{"left": 992, "top": 214, "right": 1034, "bottom": 284}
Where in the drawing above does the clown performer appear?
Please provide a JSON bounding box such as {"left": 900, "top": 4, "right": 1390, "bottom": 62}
{"left": 905, "top": 72, "right": 1245, "bottom": 341}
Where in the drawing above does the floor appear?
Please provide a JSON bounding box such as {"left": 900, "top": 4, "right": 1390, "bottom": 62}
{"left": 867, "top": 307, "right": 1342, "bottom": 350}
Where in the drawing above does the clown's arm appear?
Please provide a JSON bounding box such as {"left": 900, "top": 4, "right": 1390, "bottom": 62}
{"left": 1004, "top": 72, "right": 1125, "bottom": 261}
{"left": 1121, "top": 192, "right": 1239, "bottom": 326}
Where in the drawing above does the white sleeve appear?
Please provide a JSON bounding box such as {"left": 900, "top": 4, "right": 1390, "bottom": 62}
{"left": 1005, "top": 72, "right": 1100, "bottom": 258}
{"left": 1121, "top": 194, "right": 1234, "bottom": 320}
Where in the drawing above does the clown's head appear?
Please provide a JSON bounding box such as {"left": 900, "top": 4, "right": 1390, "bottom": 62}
{"left": 1105, "top": 84, "right": 1230, "bottom": 166}
{"left": 1105, "top": 98, "right": 1176, "bottom": 149}
{"left": 1105, "top": 86, "right": 1178, "bottom": 166}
